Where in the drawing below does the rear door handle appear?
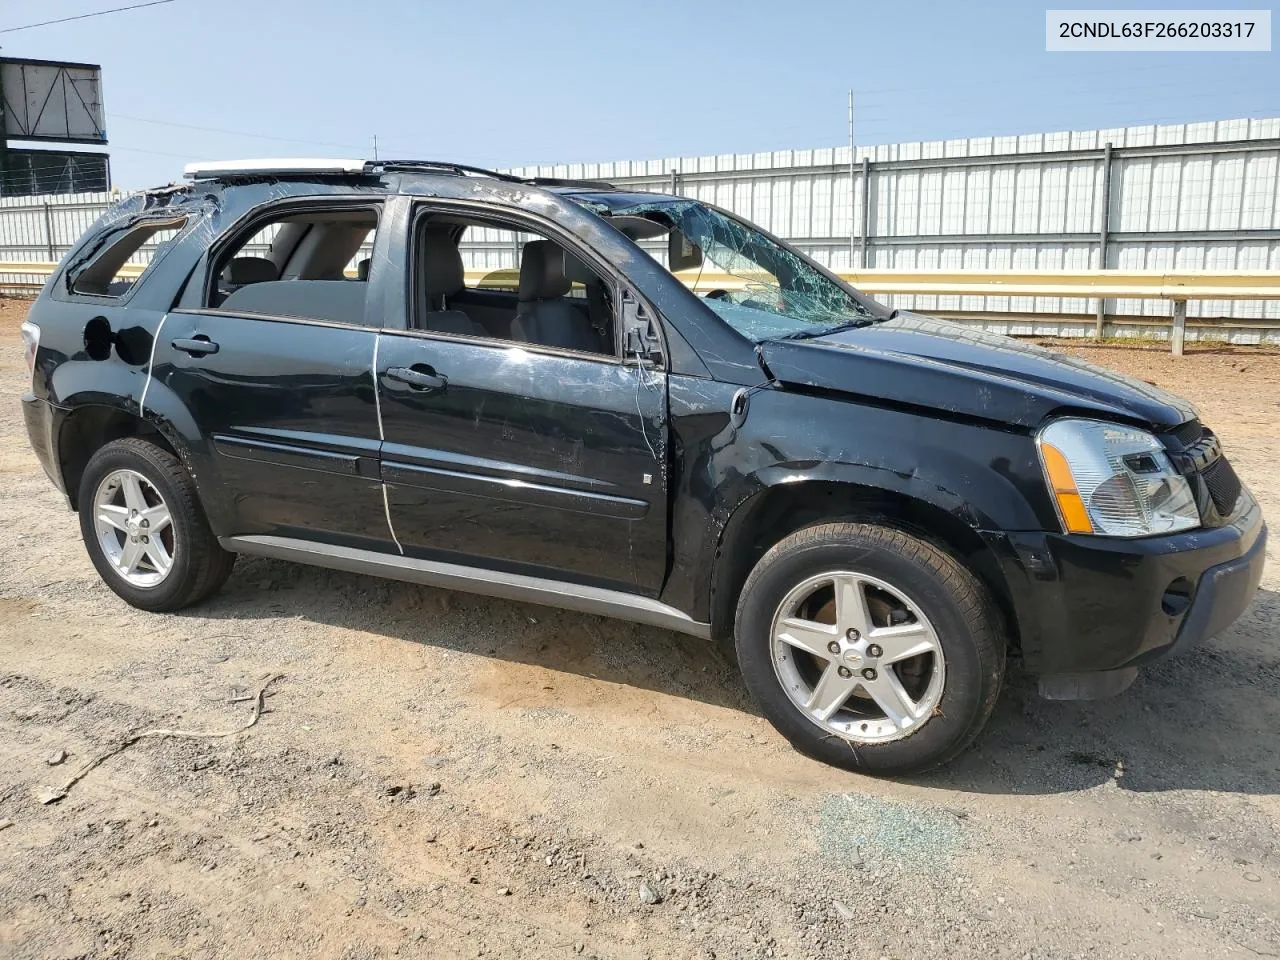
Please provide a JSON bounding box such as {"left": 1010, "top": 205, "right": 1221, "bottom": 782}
{"left": 386, "top": 365, "right": 447, "bottom": 391}
{"left": 172, "top": 336, "right": 220, "bottom": 356}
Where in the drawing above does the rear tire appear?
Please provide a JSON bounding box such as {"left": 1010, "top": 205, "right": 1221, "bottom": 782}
{"left": 78, "top": 437, "right": 235, "bottom": 612}
{"left": 734, "top": 522, "right": 1004, "bottom": 776}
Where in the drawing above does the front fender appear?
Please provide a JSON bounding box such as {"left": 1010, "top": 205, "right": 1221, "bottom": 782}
{"left": 662, "top": 378, "right": 1056, "bottom": 623}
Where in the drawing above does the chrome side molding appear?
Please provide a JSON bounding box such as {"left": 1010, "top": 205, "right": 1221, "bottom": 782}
{"left": 220, "top": 534, "right": 711, "bottom": 639}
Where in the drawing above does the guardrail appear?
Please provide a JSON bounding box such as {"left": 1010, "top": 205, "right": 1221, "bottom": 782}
{"left": 6, "top": 261, "right": 1280, "bottom": 356}
{"left": 677, "top": 269, "right": 1280, "bottom": 355}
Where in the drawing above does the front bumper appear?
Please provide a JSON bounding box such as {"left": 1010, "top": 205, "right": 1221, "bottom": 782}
{"left": 987, "top": 493, "right": 1267, "bottom": 691}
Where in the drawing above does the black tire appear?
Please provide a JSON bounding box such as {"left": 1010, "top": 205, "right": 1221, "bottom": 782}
{"left": 734, "top": 522, "right": 1004, "bottom": 776}
{"left": 77, "top": 437, "right": 235, "bottom": 612}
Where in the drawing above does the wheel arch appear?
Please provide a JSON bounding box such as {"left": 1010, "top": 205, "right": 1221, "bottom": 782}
{"left": 57, "top": 402, "right": 192, "bottom": 511}
{"left": 708, "top": 478, "right": 1020, "bottom": 655}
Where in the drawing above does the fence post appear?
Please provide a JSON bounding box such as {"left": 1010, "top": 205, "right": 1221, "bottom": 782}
{"left": 860, "top": 156, "right": 871, "bottom": 268}
{"left": 1170, "top": 299, "right": 1187, "bottom": 356}
{"left": 43, "top": 201, "right": 56, "bottom": 261}
{"left": 1094, "top": 141, "right": 1113, "bottom": 339}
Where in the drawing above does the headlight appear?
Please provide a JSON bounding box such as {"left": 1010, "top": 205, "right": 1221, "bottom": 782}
{"left": 1036, "top": 418, "right": 1200, "bottom": 537}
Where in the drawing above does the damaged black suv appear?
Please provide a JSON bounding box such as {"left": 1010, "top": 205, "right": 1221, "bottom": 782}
{"left": 20, "top": 159, "right": 1267, "bottom": 774}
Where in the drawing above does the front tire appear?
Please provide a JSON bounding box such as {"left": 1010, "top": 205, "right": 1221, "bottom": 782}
{"left": 78, "top": 437, "right": 235, "bottom": 612}
{"left": 734, "top": 522, "right": 1004, "bottom": 775}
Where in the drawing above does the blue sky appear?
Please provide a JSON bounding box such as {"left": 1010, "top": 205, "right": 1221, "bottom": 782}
{"left": 6, "top": 0, "right": 1279, "bottom": 188}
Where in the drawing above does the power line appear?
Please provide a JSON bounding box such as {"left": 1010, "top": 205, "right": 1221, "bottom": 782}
{"left": 0, "top": 0, "right": 176, "bottom": 34}
{"left": 109, "top": 143, "right": 200, "bottom": 159}
{"left": 110, "top": 112, "right": 366, "bottom": 152}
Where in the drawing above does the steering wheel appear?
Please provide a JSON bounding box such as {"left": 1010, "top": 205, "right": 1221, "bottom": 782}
{"left": 703, "top": 289, "right": 732, "bottom": 302}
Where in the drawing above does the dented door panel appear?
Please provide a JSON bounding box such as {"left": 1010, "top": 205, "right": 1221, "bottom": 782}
{"left": 375, "top": 333, "right": 668, "bottom": 594}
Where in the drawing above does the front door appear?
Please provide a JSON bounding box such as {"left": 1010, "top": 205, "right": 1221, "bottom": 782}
{"left": 375, "top": 331, "right": 668, "bottom": 594}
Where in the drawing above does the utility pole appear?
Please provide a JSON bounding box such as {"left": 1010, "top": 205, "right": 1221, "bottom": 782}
{"left": 372, "top": 134, "right": 379, "bottom": 161}
{"left": 848, "top": 89, "right": 855, "bottom": 270}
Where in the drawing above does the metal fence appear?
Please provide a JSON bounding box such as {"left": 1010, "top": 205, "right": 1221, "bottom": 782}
{"left": 506, "top": 116, "right": 1280, "bottom": 337}
{"left": 0, "top": 190, "right": 114, "bottom": 291}
{"left": 4, "top": 116, "right": 1280, "bottom": 342}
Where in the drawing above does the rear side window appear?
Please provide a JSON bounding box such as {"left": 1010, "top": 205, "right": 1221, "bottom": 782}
{"left": 70, "top": 217, "right": 187, "bottom": 297}
{"left": 204, "top": 204, "right": 379, "bottom": 326}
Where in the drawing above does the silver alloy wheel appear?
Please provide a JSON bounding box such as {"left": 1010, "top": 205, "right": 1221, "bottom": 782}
{"left": 769, "top": 570, "right": 946, "bottom": 744}
{"left": 92, "top": 468, "right": 175, "bottom": 588}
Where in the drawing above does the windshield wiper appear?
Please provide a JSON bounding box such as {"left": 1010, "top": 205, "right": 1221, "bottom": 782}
{"left": 771, "top": 318, "right": 875, "bottom": 341}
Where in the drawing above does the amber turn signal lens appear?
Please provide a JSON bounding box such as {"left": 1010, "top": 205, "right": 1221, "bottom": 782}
{"left": 1040, "top": 442, "right": 1095, "bottom": 534}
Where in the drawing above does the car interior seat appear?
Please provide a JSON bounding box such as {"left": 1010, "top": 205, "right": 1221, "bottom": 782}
{"left": 512, "top": 240, "right": 607, "bottom": 353}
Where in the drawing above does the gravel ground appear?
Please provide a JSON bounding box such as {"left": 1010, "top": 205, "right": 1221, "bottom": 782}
{"left": 2, "top": 296, "right": 1278, "bottom": 959}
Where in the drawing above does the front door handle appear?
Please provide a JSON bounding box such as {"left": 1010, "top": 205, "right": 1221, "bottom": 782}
{"left": 172, "top": 336, "right": 220, "bottom": 356}
{"left": 386, "top": 365, "right": 447, "bottom": 392}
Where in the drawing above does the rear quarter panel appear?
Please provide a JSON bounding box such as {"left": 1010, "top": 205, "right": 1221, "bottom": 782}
{"left": 27, "top": 191, "right": 216, "bottom": 498}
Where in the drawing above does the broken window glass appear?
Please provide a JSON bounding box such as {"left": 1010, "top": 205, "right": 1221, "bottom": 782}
{"left": 571, "top": 195, "right": 881, "bottom": 342}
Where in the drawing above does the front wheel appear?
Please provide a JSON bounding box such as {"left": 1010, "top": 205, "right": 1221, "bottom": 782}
{"left": 734, "top": 522, "right": 1004, "bottom": 775}
{"left": 78, "top": 437, "right": 235, "bottom": 612}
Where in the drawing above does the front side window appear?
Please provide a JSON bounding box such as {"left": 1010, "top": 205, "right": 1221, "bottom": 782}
{"left": 570, "top": 195, "right": 880, "bottom": 342}
{"left": 204, "top": 205, "right": 379, "bottom": 325}
{"left": 413, "top": 211, "right": 616, "bottom": 356}
{"left": 70, "top": 216, "right": 187, "bottom": 297}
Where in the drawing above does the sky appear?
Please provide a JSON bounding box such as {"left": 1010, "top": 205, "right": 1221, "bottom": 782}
{"left": 4, "top": 0, "right": 1279, "bottom": 189}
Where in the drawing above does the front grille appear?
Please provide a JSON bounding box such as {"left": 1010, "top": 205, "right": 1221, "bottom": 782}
{"left": 1201, "top": 456, "right": 1242, "bottom": 516}
{"left": 1170, "top": 420, "right": 1205, "bottom": 449}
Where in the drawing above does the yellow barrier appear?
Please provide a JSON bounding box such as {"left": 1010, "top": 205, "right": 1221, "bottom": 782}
{"left": 669, "top": 269, "right": 1280, "bottom": 301}
{"left": 8, "top": 261, "right": 1279, "bottom": 299}
{"left": 6, "top": 261, "right": 1280, "bottom": 355}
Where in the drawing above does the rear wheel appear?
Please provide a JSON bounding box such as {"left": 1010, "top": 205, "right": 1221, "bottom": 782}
{"left": 78, "top": 437, "right": 235, "bottom": 611}
{"left": 735, "top": 522, "right": 1004, "bottom": 775}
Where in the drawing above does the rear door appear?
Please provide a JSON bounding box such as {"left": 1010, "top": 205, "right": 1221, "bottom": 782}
{"left": 151, "top": 199, "right": 393, "bottom": 550}
{"left": 374, "top": 203, "right": 669, "bottom": 595}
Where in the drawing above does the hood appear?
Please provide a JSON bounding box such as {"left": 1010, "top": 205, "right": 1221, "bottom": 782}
{"left": 759, "top": 312, "right": 1196, "bottom": 430}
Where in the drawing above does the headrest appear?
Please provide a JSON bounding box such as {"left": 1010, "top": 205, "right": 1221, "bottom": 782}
{"left": 562, "top": 250, "right": 594, "bottom": 285}
{"left": 518, "top": 240, "right": 590, "bottom": 301}
{"left": 423, "top": 229, "right": 463, "bottom": 300}
{"left": 356, "top": 258, "right": 371, "bottom": 281}
{"left": 224, "top": 256, "right": 277, "bottom": 286}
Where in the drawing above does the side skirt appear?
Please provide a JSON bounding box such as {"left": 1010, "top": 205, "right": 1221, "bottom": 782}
{"left": 220, "top": 534, "right": 711, "bottom": 639}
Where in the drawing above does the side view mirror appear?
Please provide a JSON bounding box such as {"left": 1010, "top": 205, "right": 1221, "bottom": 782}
{"left": 622, "top": 293, "right": 663, "bottom": 364}
{"left": 668, "top": 230, "right": 703, "bottom": 272}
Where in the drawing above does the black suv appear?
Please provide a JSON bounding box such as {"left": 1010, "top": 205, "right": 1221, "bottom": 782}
{"left": 20, "top": 159, "right": 1267, "bottom": 774}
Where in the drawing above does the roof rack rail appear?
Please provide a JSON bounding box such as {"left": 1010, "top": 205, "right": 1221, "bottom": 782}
{"left": 380, "top": 161, "right": 615, "bottom": 190}
{"left": 523, "top": 176, "right": 617, "bottom": 190}
{"left": 182, "top": 157, "right": 616, "bottom": 191}
{"left": 375, "top": 159, "right": 522, "bottom": 181}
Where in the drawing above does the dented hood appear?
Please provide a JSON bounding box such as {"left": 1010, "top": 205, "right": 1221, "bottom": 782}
{"left": 759, "top": 313, "right": 1196, "bottom": 430}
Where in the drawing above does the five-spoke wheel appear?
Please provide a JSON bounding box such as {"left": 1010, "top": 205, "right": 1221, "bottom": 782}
{"left": 771, "top": 571, "right": 945, "bottom": 743}
{"left": 92, "top": 469, "right": 176, "bottom": 587}
{"left": 735, "top": 522, "right": 1004, "bottom": 775}
{"left": 78, "top": 437, "right": 235, "bottom": 611}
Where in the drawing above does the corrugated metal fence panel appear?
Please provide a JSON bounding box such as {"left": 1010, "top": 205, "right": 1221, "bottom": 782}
{"left": 6, "top": 118, "right": 1280, "bottom": 327}
{"left": 592, "top": 116, "right": 1280, "bottom": 322}
{"left": 0, "top": 191, "right": 117, "bottom": 289}
{"left": 0, "top": 191, "right": 111, "bottom": 258}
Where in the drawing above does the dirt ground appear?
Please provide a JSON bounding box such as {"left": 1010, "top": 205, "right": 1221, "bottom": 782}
{"left": 1, "top": 296, "right": 1278, "bottom": 960}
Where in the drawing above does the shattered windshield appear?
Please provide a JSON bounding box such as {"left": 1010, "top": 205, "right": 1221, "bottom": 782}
{"left": 573, "top": 195, "right": 880, "bottom": 341}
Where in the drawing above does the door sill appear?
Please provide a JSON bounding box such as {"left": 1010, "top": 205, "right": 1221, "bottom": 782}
{"left": 220, "top": 534, "right": 710, "bottom": 639}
